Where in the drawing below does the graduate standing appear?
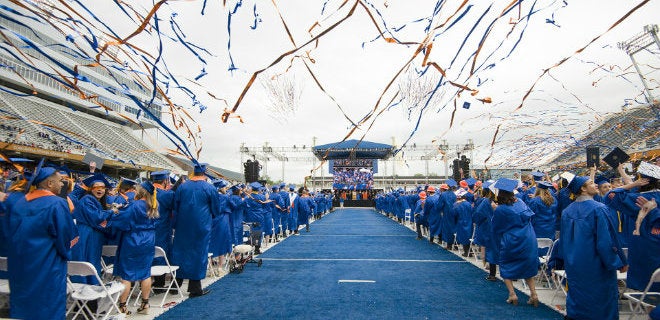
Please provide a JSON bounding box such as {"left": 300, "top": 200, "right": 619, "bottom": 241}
{"left": 70, "top": 174, "right": 117, "bottom": 284}
{"left": 7, "top": 165, "right": 77, "bottom": 320}
{"left": 560, "top": 175, "right": 627, "bottom": 320}
{"left": 209, "top": 179, "right": 232, "bottom": 271}
{"left": 151, "top": 171, "right": 175, "bottom": 291}
{"left": 112, "top": 181, "right": 159, "bottom": 315}
{"left": 491, "top": 178, "right": 539, "bottom": 307}
{"left": 528, "top": 181, "right": 557, "bottom": 240}
{"left": 171, "top": 163, "right": 219, "bottom": 297}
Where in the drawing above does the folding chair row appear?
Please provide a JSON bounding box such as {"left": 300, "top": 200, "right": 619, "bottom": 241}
{"left": 623, "top": 267, "right": 660, "bottom": 320}
{"left": 128, "top": 246, "right": 184, "bottom": 308}
{"left": 66, "top": 261, "right": 125, "bottom": 320}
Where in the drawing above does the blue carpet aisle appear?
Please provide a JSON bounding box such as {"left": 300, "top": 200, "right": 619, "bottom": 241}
{"left": 157, "top": 208, "right": 564, "bottom": 319}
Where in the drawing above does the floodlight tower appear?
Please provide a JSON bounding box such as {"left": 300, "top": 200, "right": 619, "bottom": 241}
{"left": 617, "top": 24, "right": 660, "bottom": 105}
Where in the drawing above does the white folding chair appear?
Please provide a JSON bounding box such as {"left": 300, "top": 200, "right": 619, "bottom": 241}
{"left": 536, "top": 238, "right": 554, "bottom": 288}
{"left": 66, "top": 261, "right": 125, "bottom": 320}
{"left": 404, "top": 209, "right": 412, "bottom": 225}
{"left": 0, "top": 257, "right": 9, "bottom": 309}
{"left": 100, "top": 245, "right": 117, "bottom": 281}
{"left": 550, "top": 269, "right": 567, "bottom": 306}
{"left": 468, "top": 225, "right": 480, "bottom": 262}
{"left": 207, "top": 252, "right": 219, "bottom": 278}
{"left": 623, "top": 267, "right": 660, "bottom": 320}
{"left": 149, "top": 246, "right": 184, "bottom": 308}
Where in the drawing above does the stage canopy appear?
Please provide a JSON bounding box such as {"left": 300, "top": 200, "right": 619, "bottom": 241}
{"left": 312, "top": 139, "right": 394, "bottom": 160}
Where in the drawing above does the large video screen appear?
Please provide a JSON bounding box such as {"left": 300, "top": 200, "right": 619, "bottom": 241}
{"left": 330, "top": 159, "right": 377, "bottom": 190}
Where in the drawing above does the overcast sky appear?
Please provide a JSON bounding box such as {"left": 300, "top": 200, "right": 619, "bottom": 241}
{"left": 21, "top": 0, "right": 660, "bottom": 182}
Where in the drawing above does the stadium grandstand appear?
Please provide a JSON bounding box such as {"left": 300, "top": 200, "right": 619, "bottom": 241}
{"left": 549, "top": 103, "right": 660, "bottom": 169}
{"left": 0, "top": 3, "right": 243, "bottom": 179}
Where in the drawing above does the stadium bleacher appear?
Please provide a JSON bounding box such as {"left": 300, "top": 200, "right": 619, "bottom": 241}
{"left": 0, "top": 91, "right": 179, "bottom": 171}
{"left": 550, "top": 104, "right": 660, "bottom": 167}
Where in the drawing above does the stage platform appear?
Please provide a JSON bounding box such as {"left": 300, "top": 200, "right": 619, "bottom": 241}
{"left": 334, "top": 199, "right": 375, "bottom": 207}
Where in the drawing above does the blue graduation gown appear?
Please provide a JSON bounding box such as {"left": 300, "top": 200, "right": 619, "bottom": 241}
{"left": 209, "top": 193, "right": 233, "bottom": 257}
{"left": 604, "top": 188, "right": 640, "bottom": 248}
{"left": 0, "top": 192, "right": 26, "bottom": 279}
{"left": 111, "top": 200, "right": 156, "bottom": 281}
{"left": 298, "top": 196, "right": 314, "bottom": 226}
{"left": 560, "top": 198, "right": 625, "bottom": 320}
{"left": 493, "top": 200, "right": 538, "bottom": 280}
{"left": 172, "top": 179, "right": 220, "bottom": 280}
{"left": 71, "top": 194, "right": 114, "bottom": 284}
{"left": 453, "top": 200, "right": 473, "bottom": 245}
{"left": 7, "top": 190, "right": 76, "bottom": 320}
{"left": 413, "top": 199, "right": 426, "bottom": 225}
{"left": 423, "top": 194, "right": 440, "bottom": 236}
{"left": 440, "top": 191, "right": 457, "bottom": 244}
{"left": 229, "top": 194, "right": 246, "bottom": 245}
{"left": 287, "top": 194, "right": 299, "bottom": 231}
{"left": 628, "top": 204, "right": 660, "bottom": 292}
{"left": 245, "top": 192, "right": 268, "bottom": 231}
{"left": 472, "top": 198, "right": 494, "bottom": 250}
{"left": 153, "top": 185, "right": 174, "bottom": 265}
{"left": 528, "top": 197, "right": 557, "bottom": 240}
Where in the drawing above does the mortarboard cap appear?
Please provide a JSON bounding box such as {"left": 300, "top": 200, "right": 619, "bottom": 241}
{"left": 288, "top": 184, "right": 296, "bottom": 191}
{"left": 637, "top": 161, "right": 660, "bottom": 180}
{"left": 459, "top": 180, "right": 469, "bottom": 189}
{"left": 568, "top": 176, "right": 589, "bottom": 194}
{"left": 272, "top": 185, "right": 279, "bottom": 191}
{"left": 594, "top": 175, "right": 610, "bottom": 186}
{"left": 418, "top": 191, "right": 427, "bottom": 199}
{"left": 445, "top": 179, "right": 457, "bottom": 188}
{"left": 494, "top": 178, "right": 518, "bottom": 193}
{"left": 26, "top": 158, "right": 45, "bottom": 190}
{"left": 31, "top": 166, "right": 57, "bottom": 189}
{"left": 151, "top": 170, "right": 170, "bottom": 181}
{"left": 193, "top": 162, "right": 208, "bottom": 174}
{"left": 455, "top": 188, "right": 468, "bottom": 198}
{"left": 531, "top": 171, "right": 545, "bottom": 181}
{"left": 230, "top": 184, "right": 242, "bottom": 192}
{"left": 427, "top": 186, "right": 436, "bottom": 192}
{"left": 586, "top": 146, "right": 600, "bottom": 168}
{"left": 560, "top": 172, "right": 576, "bottom": 185}
{"left": 482, "top": 180, "right": 494, "bottom": 190}
{"left": 212, "top": 179, "right": 229, "bottom": 189}
{"left": 537, "top": 181, "right": 554, "bottom": 189}
{"left": 602, "top": 147, "right": 629, "bottom": 169}
{"left": 140, "top": 181, "right": 155, "bottom": 195}
{"left": 249, "top": 181, "right": 262, "bottom": 190}
{"left": 82, "top": 173, "right": 111, "bottom": 188}
{"left": 118, "top": 177, "right": 137, "bottom": 188}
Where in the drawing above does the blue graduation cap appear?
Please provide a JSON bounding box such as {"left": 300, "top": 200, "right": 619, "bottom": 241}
{"left": 118, "top": 177, "right": 137, "bottom": 188}
{"left": 279, "top": 182, "right": 286, "bottom": 189}
{"left": 249, "top": 181, "right": 262, "bottom": 190}
{"left": 531, "top": 171, "right": 544, "bottom": 181}
{"left": 212, "top": 179, "right": 229, "bottom": 189}
{"left": 288, "top": 184, "right": 296, "bottom": 191}
{"left": 151, "top": 170, "right": 170, "bottom": 181}
{"left": 271, "top": 185, "right": 279, "bottom": 191}
{"left": 594, "top": 175, "right": 610, "bottom": 186}
{"left": 462, "top": 101, "right": 471, "bottom": 109}
{"left": 537, "top": 181, "right": 554, "bottom": 189}
{"left": 169, "top": 175, "right": 177, "bottom": 184}
{"left": 465, "top": 177, "right": 477, "bottom": 187}
{"left": 230, "top": 184, "right": 242, "bottom": 192}
{"left": 567, "top": 176, "right": 589, "bottom": 194}
{"left": 494, "top": 178, "right": 518, "bottom": 193}
{"left": 140, "top": 181, "right": 155, "bottom": 195}
{"left": 28, "top": 158, "right": 56, "bottom": 190}
{"left": 82, "top": 173, "right": 111, "bottom": 188}
{"left": 445, "top": 179, "right": 457, "bottom": 188}
{"left": 193, "top": 162, "right": 208, "bottom": 174}
{"left": 482, "top": 180, "right": 494, "bottom": 190}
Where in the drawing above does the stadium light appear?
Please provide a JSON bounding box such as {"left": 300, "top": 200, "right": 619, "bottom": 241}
{"left": 617, "top": 24, "right": 660, "bottom": 104}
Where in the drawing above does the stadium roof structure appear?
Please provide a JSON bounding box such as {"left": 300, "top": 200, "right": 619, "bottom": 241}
{"left": 312, "top": 139, "right": 395, "bottom": 160}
